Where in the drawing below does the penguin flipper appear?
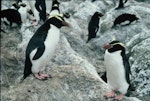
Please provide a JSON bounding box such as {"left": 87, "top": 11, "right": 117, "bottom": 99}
{"left": 101, "top": 72, "right": 107, "bottom": 83}
{"left": 33, "top": 43, "right": 45, "bottom": 60}
{"left": 123, "top": 54, "right": 131, "bottom": 84}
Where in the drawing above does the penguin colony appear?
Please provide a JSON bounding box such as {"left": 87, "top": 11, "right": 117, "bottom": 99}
{"left": 1, "top": 0, "right": 140, "bottom": 100}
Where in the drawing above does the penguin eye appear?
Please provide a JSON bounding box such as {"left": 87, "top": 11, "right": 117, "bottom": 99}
{"left": 110, "top": 44, "right": 114, "bottom": 48}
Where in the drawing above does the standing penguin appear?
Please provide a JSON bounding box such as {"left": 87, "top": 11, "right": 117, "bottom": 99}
{"left": 49, "top": 0, "right": 60, "bottom": 16}
{"left": 49, "top": 0, "right": 70, "bottom": 19}
{"left": 21, "top": 15, "right": 69, "bottom": 81}
{"left": 35, "top": 0, "right": 47, "bottom": 22}
{"left": 103, "top": 39, "right": 131, "bottom": 100}
{"left": 12, "top": 1, "right": 28, "bottom": 23}
{"left": 87, "top": 12, "right": 103, "bottom": 43}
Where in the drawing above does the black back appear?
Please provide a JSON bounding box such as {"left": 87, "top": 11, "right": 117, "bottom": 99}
{"left": 113, "top": 13, "right": 138, "bottom": 26}
{"left": 87, "top": 12, "right": 103, "bottom": 43}
{"left": 1, "top": 9, "right": 22, "bottom": 26}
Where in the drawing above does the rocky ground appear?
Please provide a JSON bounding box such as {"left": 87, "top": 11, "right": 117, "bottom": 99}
{"left": 1, "top": 0, "right": 150, "bottom": 101}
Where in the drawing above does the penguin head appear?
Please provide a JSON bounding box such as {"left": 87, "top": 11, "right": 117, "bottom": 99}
{"left": 103, "top": 40, "right": 125, "bottom": 53}
{"left": 48, "top": 15, "right": 69, "bottom": 28}
{"left": 12, "top": 0, "right": 26, "bottom": 9}
{"left": 52, "top": 0, "right": 60, "bottom": 7}
{"left": 63, "top": 12, "right": 70, "bottom": 19}
{"left": 94, "top": 12, "right": 103, "bottom": 18}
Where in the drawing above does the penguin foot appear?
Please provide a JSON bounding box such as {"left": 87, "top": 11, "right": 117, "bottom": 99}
{"left": 114, "top": 94, "right": 123, "bottom": 101}
{"left": 34, "top": 73, "right": 51, "bottom": 80}
{"left": 32, "top": 21, "right": 38, "bottom": 26}
{"left": 104, "top": 90, "right": 115, "bottom": 98}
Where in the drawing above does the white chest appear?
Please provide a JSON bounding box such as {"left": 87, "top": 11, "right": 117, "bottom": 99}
{"left": 18, "top": 7, "right": 27, "bottom": 23}
{"left": 44, "top": 25, "right": 60, "bottom": 48}
{"left": 104, "top": 50, "right": 127, "bottom": 89}
{"left": 30, "top": 25, "right": 60, "bottom": 73}
{"left": 50, "top": 10, "right": 60, "bottom": 16}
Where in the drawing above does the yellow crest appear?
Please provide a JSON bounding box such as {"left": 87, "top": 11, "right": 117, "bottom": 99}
{"left": 53, "top": 4, "right": 58, "bottom": 7}
{"left": 48, "top": 14, "right": 64, "bottom": 21}
{"left": 112, "top": 36, "right": 116, "bottom": 41}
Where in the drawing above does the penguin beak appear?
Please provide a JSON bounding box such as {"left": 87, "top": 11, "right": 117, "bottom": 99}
{"left": 62, "top": 21, "right": 70, "bottom": 27}
{"left": 103, "top": 44, "right": 112, "bottom": 49}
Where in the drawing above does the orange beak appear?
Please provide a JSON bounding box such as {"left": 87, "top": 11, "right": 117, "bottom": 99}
{"left": 103, "top": 44, "right": 112, "bottom": 49}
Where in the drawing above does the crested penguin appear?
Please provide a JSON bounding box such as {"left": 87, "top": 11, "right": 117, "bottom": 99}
{"left": 103, "top": 39, "right": 131, "bottom": 100}
{"left": 87, "top": 12, "right": 103, "bottom": 43}
{"left": 49, "top": 0, "right": 60, "bottom": 16}
{"left": 112, "top": 13, "right": 138, "bottom": 28}
{"left": 21, "top": 15, "right": 69, "bottom": 81}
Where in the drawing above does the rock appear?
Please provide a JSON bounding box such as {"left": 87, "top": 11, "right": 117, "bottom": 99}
{"left": 1, "top": 0, "right": 149, "bottom": 100}
{"left": 1, "top": 65, "right": 142, "bottom": 101}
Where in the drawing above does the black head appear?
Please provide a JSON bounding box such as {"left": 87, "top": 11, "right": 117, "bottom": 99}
{"left": 51, "top": 0, "right": 60, "bottom": 12}
{"left": 132, "top": 14, "right": 138, "bottom": 20}
{"left": 19, "top": 3, "right": 26, "bottom": 7}
{"left": 52, "top": 0, "right": 60, "bottom": 7}
{"left": 63, "top": 12, "right": 70, "bottom": 19}
{"left": 12, "top": 3, "right": 20, "bottom": 9}
{"left": 12, "top": 2, "right": 26, "bottom": 10}
{"left": 47, "top": 15, "right": 69, "bottom": 28}
{"left": 103, "top": 40, "right": 125, "bottom": 53}
{"left": 94, "top": 12, "right": 103, "bottom": 17}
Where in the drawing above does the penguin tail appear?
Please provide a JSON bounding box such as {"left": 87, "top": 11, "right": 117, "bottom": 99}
{"left": 20, "top": 55, "right": 32, "bottom": 83}
{"left": 19, "top": 76, "right": 26, "bottom": 83}
{"left": 111, "top": 25, "right": 115, "bottom": 29}
{"left": 126, "top": 84, "right": 136, "bottom": 96}
{"left": 128, "top": 84, "right": 136, "bottom": 91}
{"left": 20, "top": 71, "right": 32, "bottom": 83}
{"left": 86, "top": 37, "right": 91, "bottom": 43}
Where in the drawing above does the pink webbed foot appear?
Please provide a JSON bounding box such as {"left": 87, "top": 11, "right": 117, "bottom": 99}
{"left": 114, "top": 94, "right": 124, "bottom": 101}
{"left": 34, "top": 73, "right": 51, "bottom": 80}
{"left": 32, "top": 21, "right": 38, "bottom": 26}
{"left": 104, "top": 90, "right": 115, "bottom": 98}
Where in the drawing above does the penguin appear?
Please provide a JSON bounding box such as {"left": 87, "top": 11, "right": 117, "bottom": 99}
{"left": 35, "top": 0, "right": 47, "bottom": 22}
{"left": 21, "top": 15, "right": 69, "bottom": 81}
{"left": 1, "top": 9, "right": 22, "bottom": 27}
{"left": 28, "top": 0, "right": 40, "bottom": 26}
{"left": 112, "top": 13, "right": 138, "bottom": 28}
{"left": 12, "top": 1, "right": 28, "bottom": 23}
{"left": 50, "top": 0, "right": 60, "bottom": 16}
{"left": 87, "top": 12, "right": 103, "bottom": 43}
{"left": 49, "top": 0, "right": 70, "bottom": 19}
{"left": 103, "top": 39, "right": 131, "bottom": 100}
{"left": 116, "top": 0, "right": 128, "bottom": 9}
